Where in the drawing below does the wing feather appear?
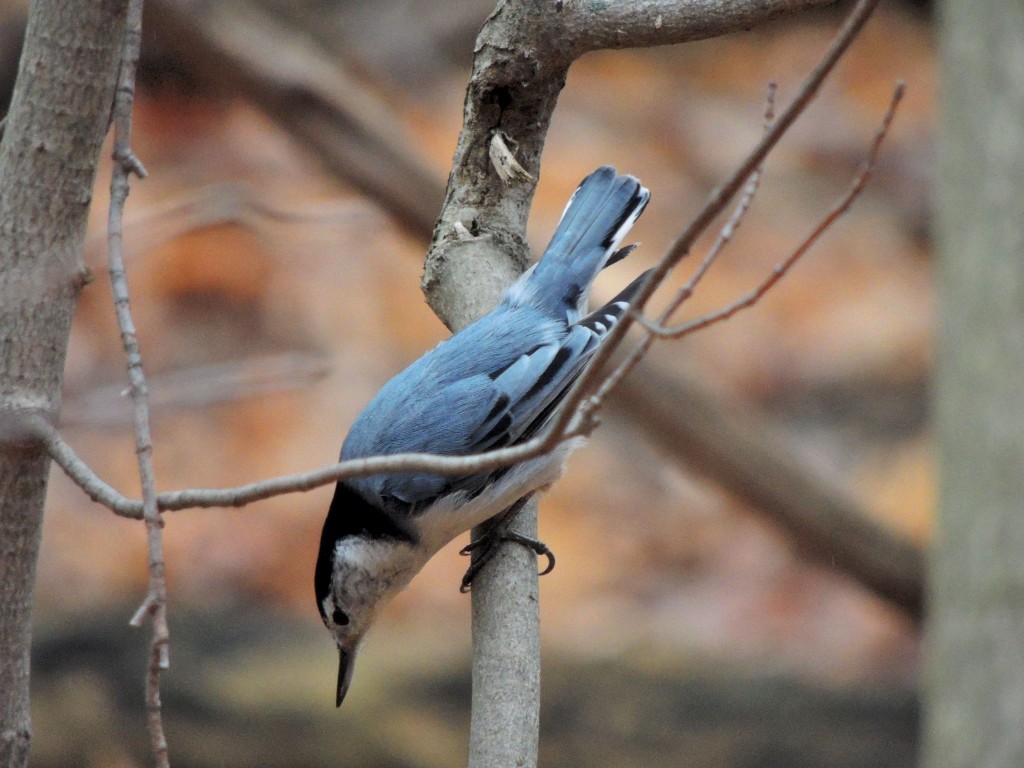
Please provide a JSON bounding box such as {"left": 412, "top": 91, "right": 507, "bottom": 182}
{"left": 347, "top": 270, "right": 653, "bottom": 510}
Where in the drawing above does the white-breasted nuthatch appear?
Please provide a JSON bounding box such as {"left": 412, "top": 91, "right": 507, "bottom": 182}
{"left": 315, "top": 166, "right": 650, "bottom": 706}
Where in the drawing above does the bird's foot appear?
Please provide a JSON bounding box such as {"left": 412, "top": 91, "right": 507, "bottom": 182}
{"left": 459, "top": 504, "right": 555, "bottom": 592}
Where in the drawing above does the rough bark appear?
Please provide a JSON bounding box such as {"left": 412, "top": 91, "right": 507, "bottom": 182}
{"left": 422, "top": 0, "right": 839, "bottom": 331}
{"left": 925, "top": 1, "right": 1024, "bottom": 766}
{"left": 467, "top": 501, "right": 542, "bottom": 768}
{"left": 0, "top": 1, "right": 127, "bottom": 765}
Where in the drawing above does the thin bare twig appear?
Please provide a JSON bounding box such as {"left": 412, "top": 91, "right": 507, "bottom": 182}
{"left": 545, "top": 0, "right": 884, "bottom": 445}
{"left": 589, "top": 81, "right": 777, "bottom": 408}
{"left": 660, "top": 82, "right": 777, "bottom": 325}
{"left": 641, "top": 81, "right": 905, "bottom": 339}
{"left": 37, "top": 414, "right": 576, "bottom": 517}
{"left": 599, "top": 78, "right": 901, "bottom": 416}
{"left": 107, "top": 2, "right": 171, "bottom": 766}
{"left": 34, "top": 416, "right": 131, "bottom": 510}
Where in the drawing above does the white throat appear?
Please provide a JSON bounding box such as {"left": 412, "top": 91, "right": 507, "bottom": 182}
{"left": 331, "top": 536, "right": 427, "bottom": 622}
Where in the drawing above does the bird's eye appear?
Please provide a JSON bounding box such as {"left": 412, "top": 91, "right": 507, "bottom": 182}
{"left": 332, "top": 606, "right": 350, "bottom": 627}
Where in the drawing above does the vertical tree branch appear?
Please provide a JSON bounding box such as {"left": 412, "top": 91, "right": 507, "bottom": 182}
{"left": 106, "top": 1, "right": 171, "bottom": 766}
{"left": 926, "top": 1, "right": 1024, "bottom": 766}
{"left": 445, "top": 2, "right": 879, "bottom": 765}
{"left": 0, "top": 1, "right": 128, "bottom": 766}
{"left": 468, "top": 501, "right": 542, "bottom": 767}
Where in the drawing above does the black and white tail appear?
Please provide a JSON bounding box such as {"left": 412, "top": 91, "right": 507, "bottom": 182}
{"left": 507, "top": 166, "right": 650, "bottom": 320}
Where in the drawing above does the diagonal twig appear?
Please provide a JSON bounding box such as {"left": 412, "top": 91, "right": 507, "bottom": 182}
{"left": 657, "top": 81, "right": 777, "bottom": 327}
{"left": 589, "top": 81, "right": 778, "bottom": 409}
{"left": 639, "top": 81, "right": 905, "bottom": 340}
{"left": 545, "top": 0, "right": 885, "bottom": 445}
{"left": 595, "top": 78, "right": 903, "bottom": 421}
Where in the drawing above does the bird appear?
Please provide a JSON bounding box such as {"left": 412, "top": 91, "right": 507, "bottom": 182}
{"left": 315, "top": 166, "right": 651, "bottom": 707}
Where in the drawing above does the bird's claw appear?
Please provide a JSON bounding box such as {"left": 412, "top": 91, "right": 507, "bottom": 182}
{"left": 459, "top": 530, "right": 556, "bottom": 593}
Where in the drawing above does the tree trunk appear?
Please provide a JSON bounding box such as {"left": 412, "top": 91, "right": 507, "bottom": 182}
{"left": 925, "top": 2, "right": 1024, "bottom": 766}
{"left": 0, "top": 2, "right": 127, "bottom": 765}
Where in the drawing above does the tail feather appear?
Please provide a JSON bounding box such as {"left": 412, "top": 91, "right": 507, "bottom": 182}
{"left": 508, "top": 166, "right": 649, "bottom": 320}
{"left": 577, "top": 268, "right": 652, "bottom": 336}
{"left": 605, "top": 243, "right": 638, "bottom": 269}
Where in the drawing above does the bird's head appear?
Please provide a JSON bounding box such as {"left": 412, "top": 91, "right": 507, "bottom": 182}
{"left": 318, "top": 571, "right": 371, "bottom": 708}
{"left": 320, "top": 598, "right": 362, "bottom": 707}
{"left": 315, "top": 483, "right": 423, "bottom": 707}
{"left": 317, "top": 535, "right": 418, "bottom": 706}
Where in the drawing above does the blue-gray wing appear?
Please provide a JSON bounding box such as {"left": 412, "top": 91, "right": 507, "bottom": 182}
{"left": 470, "top": 269, "right": 650, "bottom": 455}
{"left": 468, "top": 269, "right": 651, "bottom": 456}
{"left": 345, "top": 271, "right": 651, "bottom": 509}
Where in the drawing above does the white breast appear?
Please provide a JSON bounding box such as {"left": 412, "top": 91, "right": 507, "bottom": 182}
{"left": 414, "top": 439, "right": 584, "bottom": 556}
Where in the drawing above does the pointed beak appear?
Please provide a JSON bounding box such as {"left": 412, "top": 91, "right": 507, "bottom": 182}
{"left": 336, "top": 646, "right": 355, "bottom": 707}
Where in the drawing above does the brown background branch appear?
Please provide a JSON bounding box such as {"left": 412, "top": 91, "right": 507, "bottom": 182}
{"left": 617, "top": 356, "right": 924, "bottom": 621}
{"left": 143, "top": 0, "right": 446, "bottom": 239}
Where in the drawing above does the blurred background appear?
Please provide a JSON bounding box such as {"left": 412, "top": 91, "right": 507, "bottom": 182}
{"left": 2, "top": 0, "right": 932, "bottom": 765}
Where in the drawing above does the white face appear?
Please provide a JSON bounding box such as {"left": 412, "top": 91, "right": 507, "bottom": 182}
{"left": 322, "top": 537, "right": 426, "bottom": 706}
{"left": 323, "top": 537, "right": 423, "bottom": 648}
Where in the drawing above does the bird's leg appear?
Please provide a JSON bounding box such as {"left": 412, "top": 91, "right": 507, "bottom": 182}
{"left": 459, "top": 496, "right": 555, "bottom": 592}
